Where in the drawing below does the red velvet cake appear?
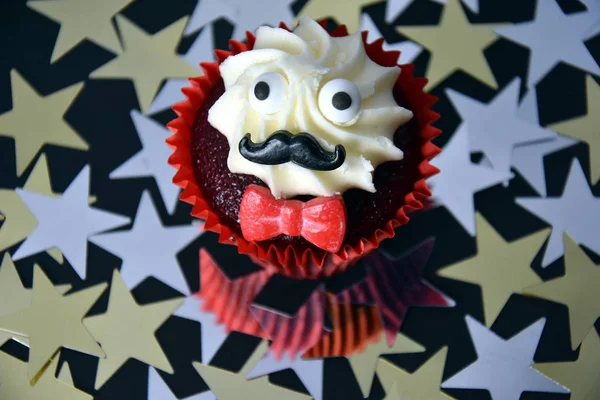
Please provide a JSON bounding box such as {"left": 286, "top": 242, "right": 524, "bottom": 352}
{"left": 167, "top": 17, "right": 441, "bottom": 278}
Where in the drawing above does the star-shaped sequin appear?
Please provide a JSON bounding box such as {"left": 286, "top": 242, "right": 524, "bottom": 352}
{"left": 0, "top": 71, "right": 88, "bottom": 176}
{"left": 110, "top": 111, "right": 181, "bottom": 214}
{"left": 385, "top": 0, "right": 480, "bottom": 23}
{"left": 12, "top": 165, "right": 130, "bottom": 279}
{"left": 83, "top": 269, "right": 182, "bottom": 389}
{"left": 429, "top": 124, "right": 511, "bottom": 235}
{"left": 550, "top": 76, "right": 600, "bottom": 186}
{"left": 299, "top": 0, "right": 380, "bottom": 33}
{"left": 184, "top": 0, "right": 295, "bottom": 39}
{"left": 534, "top": 328, "right": 600, "bottom": 399}
{"left": 524, "top": 234, "right": 600, "bottom": 350}
{"left": 90, "top": 16, "right": 197, "bottom": 112}
{"left": 89, "top": 191, "right": 201, "bottom": 295}
{"left": 446, "top": 78, "right": 556, "bottom": 177}
{"left": 0, "top": 265, "right": 107, "bottom": 382}
{"left": 516, "top": 159, "right": 600, "bottom": 267}
{"left": 495, "top": 0, "right": 600, "bottom": 87}
{"left": 442, "top": 317, "right": 568, "bottom": 398}
{"left": 27, "top": 0, "right": 133, "bottom": 62}
{"left": 398, "top": 0, "right": 502, "bottom": 90}
{"left": 438, "top": 213, "right": 549, "bottom": 326}
{"left": 377, "top": 347, "right": 455, "bottom": 399}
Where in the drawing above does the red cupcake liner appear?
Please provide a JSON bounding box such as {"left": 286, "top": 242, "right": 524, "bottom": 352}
{"left": 167, "top": 21, "right": 441, "bottom": 278}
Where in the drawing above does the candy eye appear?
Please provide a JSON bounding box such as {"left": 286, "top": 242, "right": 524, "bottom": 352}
{"left": 318, "top": 79, "right": 362, "bottom": 125}
{"left": 249, "top": 72, "right": 288, "bottom": 114}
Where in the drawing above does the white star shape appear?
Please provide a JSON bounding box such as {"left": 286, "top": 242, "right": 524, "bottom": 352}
{"left": 110, "top": 111, "right": 181, "bottom": 214}
{"left": 360, "top": 13, "right": 422, "bottom": 64}
{"left": 147, "top": 26, "right": 214, "bottom": 115}
{"left": 447, "top": 78, "right": 556, "bottom": 177}
{"left": 184, "top": 0, "right": 295, "bottom": 40}
{"left": 495, "top": 0, "right": 600, "bottom": 88}
{"left": 27, "top": 0, "right": 132, "bottom": 63}
{"left": 385, "top": 0, "right": 414, "bottom": 23}
{"left": 148, "top": 367, "right": 215, "bottom": 400}
{"left": 516, "top": 159, "right": 600, "bottom": 267}
{"left": 172, "top": 296, "right": 229, "bottom": 364}
{"left": 247, "top": 351, "right": 324, "bottom": 400}
{"left": 442, "top": 316, "right": 569, "bottom": 398}
{"left": 429, "top": 123, "right": 511, "bottom": 236}
{"left": 581, "top": 0, "right": 600, "bottom": 39}
{"left": 385, "top": 0, "right": 480, "bottom": 24}
{"left": 89, "top": 191, "right": 202, "bottom": 295}
{"left": 12, "top": 165, "right": 130, "bottom": 279}
{"left": 512, "top": 89, "right": 578, "bottom": 196}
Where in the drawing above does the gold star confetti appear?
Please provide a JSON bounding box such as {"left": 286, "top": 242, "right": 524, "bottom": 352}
{"left": 298, "top": 0, "right": 381, "bottom": 33}
{"left": 0, "top": 154, "right": 63, "bottom": 262}
{"left": 534, "top": 328, "right": 600, "bottom": 400}
{"left": 0, "top": 71, "right": 88, "bottom": 177}
{"left": 376, "top": 347, "right": 456, "bottom": 400}
{"left": 83, "top": 269, "right": 182, "bottom": 390}
{"left": 0, "top": 252, "right": 32, "bottom": 348}
{"left": 0, "top": 265, "right": 106, "bottom": 382}
{"left": 347, "top": 332, "right": 425, "bottom": 397}
{"left": 23, "top": 153, "right": 55, "bottom": 194}
{"left": 90, "top": 15, "right": 197, "bottom": 112}
{"left": 383, "top": 382, "right": 403, "bottom": 400}
{"left": 0, "top": 254, "right": 71, "bottom": 347}
{"left": 524, "top": 234, "right": 600, "bottom": 350}
{"left": 397, "top": 0, "right": 502, "bottom": 90}
{"left": 550, "top": 75, "right": 600, "bottom": 185}
{"left": 437, "top": 213, "right": 549, "bottom": 326}
{"left": 27, "top": 0, "right": 133, "bottom": 63}
{"left": 0, "top": 351, "right": 91, "bottom": 399}
{"left": 0, "top": 189, "right": 37, "bottom": 254}
{"left": 193, "top": 340, "right": 310, "bottom": 400}
{"left": 57, "top": 356, "right": 75, "bottom": 382}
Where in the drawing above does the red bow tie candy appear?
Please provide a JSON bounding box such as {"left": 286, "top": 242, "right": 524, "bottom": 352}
{"left": 239, "top": 185, "right": 346, "bottom": 253}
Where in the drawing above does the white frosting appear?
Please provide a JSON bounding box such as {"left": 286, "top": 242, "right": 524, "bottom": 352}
{"left": 208, "top": 17, "right": 413, "bottom": 199}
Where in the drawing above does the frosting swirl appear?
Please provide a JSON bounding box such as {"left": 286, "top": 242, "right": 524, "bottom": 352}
{"left": 208, "top": 17, "right": 413, "bottom": 199}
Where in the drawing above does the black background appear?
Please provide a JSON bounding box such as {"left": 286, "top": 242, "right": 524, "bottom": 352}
{"left": 1, "top": 0, "right": 599, "bottom": 398}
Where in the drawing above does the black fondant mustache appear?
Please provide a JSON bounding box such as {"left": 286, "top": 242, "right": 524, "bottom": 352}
{"left": 238, "top": 130, "right": 346, "bottom": 171}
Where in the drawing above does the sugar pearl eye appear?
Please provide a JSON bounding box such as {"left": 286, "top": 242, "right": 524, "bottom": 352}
{"left": 249, "top": 72, "right": 288, "bottom": 114}
{"left": 318, "top": 79, "right": 362, "bottom": 125}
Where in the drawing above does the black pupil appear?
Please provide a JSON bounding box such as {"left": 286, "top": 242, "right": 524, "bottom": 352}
{"left": 254, "top": 81, "right": 270, "bottom": 101}
{"left": 332, "top": 91, "right": 352, "bottom": 111}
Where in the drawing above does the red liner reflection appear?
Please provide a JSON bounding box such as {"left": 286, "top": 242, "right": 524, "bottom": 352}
{"left": 251, "top": 286, "right": 327, "bottom": 359}
{"left": 330, "top": 239, "right": 452, "bottom": 346}
{"left": 197, "top": 249, "right": 326, "bottom": 359}
{"left": 197, "top": 248, "right": 269, "bottom": 337}
{"left": 303, "top": 302, "right": 383, "bottom": 358}
{"left": 194, "top": 240, "right": 452, "bottom": 359}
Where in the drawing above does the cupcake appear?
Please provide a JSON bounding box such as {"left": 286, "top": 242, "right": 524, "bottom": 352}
{"left": 167, "top": 17, "right": 440, "bottom": 278}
